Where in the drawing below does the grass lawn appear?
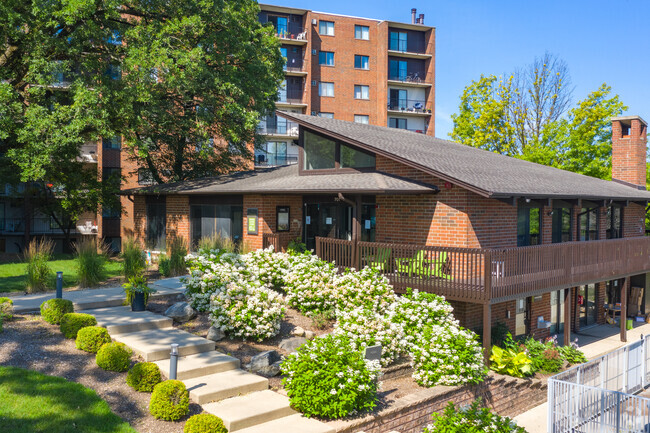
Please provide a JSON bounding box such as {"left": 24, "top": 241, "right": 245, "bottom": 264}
{"left": 0, "top": 255, "right": 122, "bottom": 293}
{"left": 0, "top": 366, "right": 136, "bottom": 433}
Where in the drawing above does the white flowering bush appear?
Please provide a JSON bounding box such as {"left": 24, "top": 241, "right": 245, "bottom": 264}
{"left": 209, "top": 280, "right": 285, "bottom": 341}
{"left": 332, "top": 267, "right": 396, "bottom": 313}
{"left": 184, "top": 251, "right": 245, "bottom": 311}
{"left": 283, "top": 253, "right": 338, "bottom": 314}
{"left": 424, "top": 399, "right": 527, "bottom": 432}
{"left": 334, "top": 307, "right": 406, "bottom": 367}
{"left": 240, "top": 248, "right": 292, "bottom": 291}
{"left": 281, "top": 334, "right": 380, "bottom": 419}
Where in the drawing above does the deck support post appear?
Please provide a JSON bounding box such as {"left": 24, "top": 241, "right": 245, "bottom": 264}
{"left": 621, "top": 277, "right": 629, "bottom": 342}
{"left": 483, "top": 303, "right": 491, "bottom": 365}
{"left": 563, "top": 287, "right": 571, "bottom": 346}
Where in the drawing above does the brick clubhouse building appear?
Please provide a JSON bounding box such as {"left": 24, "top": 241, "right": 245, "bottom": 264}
{"left": 125, "top": 112, "right": 650, "bottom": 353}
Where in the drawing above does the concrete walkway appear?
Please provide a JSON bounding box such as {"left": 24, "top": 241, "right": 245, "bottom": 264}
{"left": 8, "top": 277, "right": 186, "bottom": 313}
{"left": 514, "top": 321, "right": 650, "bottom": 433}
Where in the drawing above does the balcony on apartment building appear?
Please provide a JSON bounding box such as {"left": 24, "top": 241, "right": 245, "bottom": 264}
{"left": 387, "top": 98, "right": 431, "bottom": 117}
{"left": 255, "top": 154, "right": 299, "bottom": 167}
{"left": 387, "top": 28, "right": 432, "bottom": 59}
{"left": 276, "top": 78, "right": 306, "bottom": 107}
{"left": 282, "top": 46, "right": 307, "bottom": 76}
{"left": 388, "top": 117, "right": 427, "bottom": 134}
{"left": 259, "top": 13, "right": 307, "bottom": 45}
{"left": 258, "top": 119, "right": 300, "bottom": 138}
{"left": 387, "top": 57, "right": 431, "bottom": 88}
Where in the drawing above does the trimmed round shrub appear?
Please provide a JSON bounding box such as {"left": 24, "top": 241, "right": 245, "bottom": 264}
{"left": 126, "top": 362, "right": 162, "bottom": 392}
{"left": 75, "top": 326, "right": 112, "bottom": 353}
{"left": 59, "top": 313, "right": 97, "bottom": 339}
{"left": 183, "top": 413, "right": 227, "bottom": 433}
{"left": 149, "top": 380, "right": 189, "bottom": 421}
{"left": 40, "top": 298, "right": 74, "bottom": 325}
{"left": 281, "top": 334, "right": 380, "bottom": 419}
{"left": 96, "top": 342, "right": 132, "bottom": 372}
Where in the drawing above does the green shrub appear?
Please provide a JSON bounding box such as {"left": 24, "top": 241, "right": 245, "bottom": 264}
{"left": 126, "top": 362, "right": 161, "bottom": 392}
{"left": 538, "top": 348, "right": 564, "bottom": 373}
{"left": 558, "top": 343, "right": 588, "bottom": 365}
{"left": 183, "top": 414, "right": 228, "bottom": 433}
{"left": 75, "top": 326, "right": 111, "bottom": 353}
{"left": 197, "top": 233, "right": 236, "bottom": 255}
{"left": 75, "top": 238, "right": 108, "bottom": 287}
{"left": 489, "top": 346, "right": 533, "bottom": 378}
{"left": 24, "top": 239, "right": 54, "bottom": 293}
{"left": 149, "top": 380, "right": 189, "bottom": 421}
{"left": 287, "top": 238, "right": 307, "bottom": 254}
{"left": 121, "top": 237, "right": 147, "bottom": 280}
{"left": 60, "top": 313, "right": 97, "bottom": 339}
{"left": 40, "top": 298, "right": 74, "bottom": 325}
{"left": 122, "top": 274, "right": 156, "bottom": 306}
{"left": 158, "top": 255, "right": 171, "bottom": 277}
{"left": 0, "top": 297, "right": 14, "bottom": 321}
{"left": 281, "top": 334, "right": 380, "bottom": 419}
{"left": 96, "top": 342, "right": 132, "bottom": 372}
{"left": 168, "top": 237, "right": 187, "bottom": 277}
{"left": 424, "top": 399, "right": 528, "bottom": 432}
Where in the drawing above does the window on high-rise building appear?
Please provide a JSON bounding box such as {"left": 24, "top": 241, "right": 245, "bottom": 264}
{"left": 389, "top": 118, "right": 407, "bottom": 129}
{"left": 354, "top": 85, "right": 369, "bottom": 100}
{"left": 319, "top": 21, "right": 334, "bottom": 36}
{"left": 354, "top": 55, "right": 369, "bottom": 70}
{"left": 354, "top": 115, "right": 369, "bottom": 124}
{"left": 318, "top": 51, "right": 335, "bottom": 66}
{"left": 319, "top": 82, "right": 334, "bottom": 97}
{"left": 355, "top": 25, "right": 369, "bottom": 40}
{"left": 389, "top": 31, "right": 408, "bottom": 51}
{"left": 318, "top": 112, "right": 334, "bottom": 118}
{"left": 102, "top": 136, "right": 121, "bottom": 149}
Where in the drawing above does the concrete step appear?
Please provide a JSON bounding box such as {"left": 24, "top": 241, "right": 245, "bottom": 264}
{"left": 83, "top": 306, "right": 173, "bottom": 335}
{"left": 183, "top": 369, "right": 268, "bottom": 404}
{"left": 112, "top": 327, "right": 215, "bottom": 362}
{"left": 237, "top": 414, "right": 335, "bottom": 433}
{"left": 203, "top": 390, "right": 296, "bottom": 432}
{"left": 155, "top": 351, "right": 240, "bottom": 380}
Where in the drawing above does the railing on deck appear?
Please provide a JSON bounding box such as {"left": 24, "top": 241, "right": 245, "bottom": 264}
{"left": 548, "top": 335, "right": 650, "bottom": 432}
{"left": 262, "top": 233, "right": 295, "bottom": 252}
{"left": 314, "top": 236, "right": 650, "bottom": 304}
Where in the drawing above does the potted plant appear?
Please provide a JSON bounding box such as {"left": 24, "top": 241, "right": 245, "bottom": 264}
{"left": 123, "top": 275, "right": 157, "bottom": 312}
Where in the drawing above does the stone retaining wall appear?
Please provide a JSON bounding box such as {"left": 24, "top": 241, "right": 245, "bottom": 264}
{"left": 328, "top": 372, "right": 546, "bottom": 433}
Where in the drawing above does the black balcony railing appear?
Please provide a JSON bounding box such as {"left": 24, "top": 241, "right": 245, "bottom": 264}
{"left": 388, "top": 39, "right": 431, "bottom": 54}
{"left": 278, "top": 88, "right": 304, "bottom": 103}
{"left": 389, "top": 126, "right": 427, "bottom": 134}
{"left": 388, "top": 98, "right": 430, "bottom": 113}
{"left": 260, "top": 19, "right": 307, "bottom": 41}
{"left": 255, "top": 155, "right": 299, "bottom": 167}
{"left": 388, "top": 72, "right": 426, "bottom": 83}
{"left": 258, "top": 121, "right": 300, "bottom": 136}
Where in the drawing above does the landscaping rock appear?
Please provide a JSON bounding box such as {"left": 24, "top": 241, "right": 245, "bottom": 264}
{"left": 250, "top": 350, "right": 281, "bottom": 372}
{"left": 304, "top": 330, "right": 315, "bottom": 340}
{"left": 291, "top": 326, "right": 305, "bottom": 337}
{"left": 256, "top": 361, "right": 283, "bottom": 377}
{"left": 279, "top": 337, "right": 307, "bottom": 353}
{"left": 164, "top": 302, "right": 196, "bottom": 323}
{"left": 206, "top": 326, "right": 225, "bottom": 342}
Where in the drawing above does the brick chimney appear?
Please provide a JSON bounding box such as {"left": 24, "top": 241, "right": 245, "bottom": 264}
{"left": 611, "top": 116, "right": 648, "bottom": 190}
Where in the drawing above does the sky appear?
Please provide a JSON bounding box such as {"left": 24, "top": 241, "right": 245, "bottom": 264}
{"left": 263, "top": 0, "right": 650, "bottom": 139}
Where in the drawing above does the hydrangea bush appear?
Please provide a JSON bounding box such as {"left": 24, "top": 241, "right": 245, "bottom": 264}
{"left": 281, "top": 334, "right": 380, "bottom": 419}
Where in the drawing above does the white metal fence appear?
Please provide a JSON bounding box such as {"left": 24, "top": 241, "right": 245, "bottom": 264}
{"left": 548, "top": 335, "right": 650, "bottom": 432}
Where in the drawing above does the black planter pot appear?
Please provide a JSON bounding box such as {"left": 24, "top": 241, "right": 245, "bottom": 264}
{"left": 131, "top": 292, "right": 146, "bottom": 312}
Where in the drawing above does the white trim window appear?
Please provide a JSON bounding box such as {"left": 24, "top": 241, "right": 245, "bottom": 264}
{"left": 319, "top": 82, "right": 335, "bottom": 97}
{"left": 319, "top": 21, "right": 334, "bottom": 36}
{"left": 354, "top": 115, "right": 369, "bottom": 124}
{"left": 354, "top": 85, "right": 369, "bottom": 100}
{"left": 355, "top": 25, "right": 369, "bottom": 40}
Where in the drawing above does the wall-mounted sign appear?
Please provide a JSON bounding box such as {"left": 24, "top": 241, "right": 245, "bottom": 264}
{"left": 364, "top": 220, "right": 371, "bottom": 229}
{"left": 326, "top": 217, "right": 332, "bottom": 225}
{"left": 247, "top": 208, "right": 258, "bottom": 235}
{"left": 305, "top": 216, "right": 311, "bottom": 225}
{"left": 277, "top": 206, "right": 290, "bottom": 232}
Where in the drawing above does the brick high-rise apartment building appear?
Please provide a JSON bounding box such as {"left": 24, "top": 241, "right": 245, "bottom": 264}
{"left": 255, "top": 4, "right": 435, "bottom": 167}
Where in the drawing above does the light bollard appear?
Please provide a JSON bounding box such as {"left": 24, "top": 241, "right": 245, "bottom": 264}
{"left": 169, "top": 344, "right": 179, "bottom": 380}
{"left": 56, "top": 272, "right": 63, "bottom": 299}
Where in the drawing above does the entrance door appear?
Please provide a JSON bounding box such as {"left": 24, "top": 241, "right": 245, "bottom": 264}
{"left": 550, "top": 290, "right": 565, "bottom": 335}
{"left": 579, "top": 284, "right": 597, "bottom": 327}
{"left": 303, "top": 202, "right": 352, "bottom": 250}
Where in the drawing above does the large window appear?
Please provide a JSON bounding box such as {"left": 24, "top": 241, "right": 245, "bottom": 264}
{"left": 258, "top": 141, "right": 288, "bottom": 166}
{"left": 319, "top": 82, "right": 334, "bottom": 97}
{"left": 517, "top": 206, "right": 541, "bottom": 247}
{"left": 354, "top": 115, "right": 369, "bottom": 124}
{"left": 389, "top": 59, "right": 407, "bottom": 81}
{"left": 303, "top": 131, "right": 375, "bottom": 171}
{"left": 389, "top": 89, "right": 407, "bottom": 110}
{"left": 389, "top": 118, "right": 407, "bottom": 129}
{"left": 146, "top": 201, "right": 166, "bottom": 251}
{"left": 354, "top": 85, "right": 369, "bottom": 100}
{"left": 354, "top": 55, "right": 369, "bottom": 70}
{"left": 318, "top": 112, "right": 334, "bottom": 118}
{"left": 319, "top": 21, "right": 334, "bottom": 36}
{"left": 355, "top": 25, "right": 369, "bottom": 40}
{"left": 318, "top": 51, "right": 334, "bottom": 66}
{"left": 579, "top": 207, "right": 599, "bottom": 241}
{"left": 280, "top": 47, "right": 288, "bottom": 70}
{"left": 102, "top": 136, "right": 121, "bottom": 149}
{"left": 389, "top": 31, "right": 407, "bottom": 51}
{"left": 190, "top": 204, "right": 243, "bottom": 248}
{"left": 552, "top": 208, "right": 572, "bottom": 243}
{"left": 606, "top": 205, "right": 623, "bottom": 239}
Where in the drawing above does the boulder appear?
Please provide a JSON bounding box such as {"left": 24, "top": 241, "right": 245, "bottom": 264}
{"left": 164, "top": 302, "right": 196, "bottom": 323}
{"left": 304, "top": 330, "right": 315, "bottom": 340}
{"left": 250, "top": 350, "right": 281, "bottom": 372}
{"left": 291, "top": 326, "right": 305, "bottom": 337}
{"left": 279, "top": 337, "right": 307, "bottom": 353}
{"left": 207, "top": 326, "right": 225, "bottom": 342}
{"left": 256, "top": 361, "right": 283, "bottom": 377}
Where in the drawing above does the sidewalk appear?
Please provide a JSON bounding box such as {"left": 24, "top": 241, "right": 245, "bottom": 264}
{"left": 514, "top": 321, "right": 650, "bottom": 433}
{"left": 8, "top": 276, "right": 186, "bottom": 313}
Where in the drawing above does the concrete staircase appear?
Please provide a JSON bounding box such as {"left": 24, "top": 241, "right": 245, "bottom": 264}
{"left": 85, "top": 305, "right": 334, "bottom": 433}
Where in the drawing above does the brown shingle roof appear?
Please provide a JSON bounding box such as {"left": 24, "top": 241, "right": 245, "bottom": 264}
{"left": 280, "top": 112, "right": 650, "bottom": 202}
{"left": 122, "top": 164, "right": 438, "bottom": 196}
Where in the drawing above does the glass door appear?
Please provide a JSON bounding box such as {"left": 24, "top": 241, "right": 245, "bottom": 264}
{"left": 579, "top": 284, "right": 597, "bottom": 327}
{"left": 550, "top": 290, "right": 565, "bottom": 334}
{"left": 303, "top": 202, "right": 353, "bottom": 250}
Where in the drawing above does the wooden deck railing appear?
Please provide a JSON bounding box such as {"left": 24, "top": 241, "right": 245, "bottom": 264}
{"left": 262, "top": 233, "right": 295, "bottom": 252}
{"left": 315, "top": 236, "right": 650, "bottom": 304}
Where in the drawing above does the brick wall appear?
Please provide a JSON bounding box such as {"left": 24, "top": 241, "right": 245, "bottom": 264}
{"left": 612, "top": 117, "right": 647, "bottom": 188}
{"left": 243, "top": 195, "right": 303, "bottom": 250}
{"left": 328, "top": 372, "right": 547, "bottom": 433}
{"left": 133, "top": 195, "right": 146, "bottom": 246}
{"left": 166, "top": 195, "right": 190, "bottom": 245}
